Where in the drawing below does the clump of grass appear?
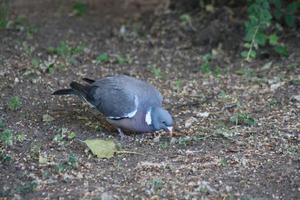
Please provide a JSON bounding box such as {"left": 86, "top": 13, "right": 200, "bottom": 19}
{"left": 8, "top": 96, "right": 22, "bottom": 111}
{"left": 0, "top": 129, "right": 13, "bottom": 146}
{"left": 48, "top": 41, "right": 84, "bottom": 58}
{"left": 149, "top": 65, "right": 162, "bottom": 79}
{"left": 229, "top": 113, "right": 256, "bottom": 126}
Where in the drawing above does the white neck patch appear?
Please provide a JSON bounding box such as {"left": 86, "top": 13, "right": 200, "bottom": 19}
{"left": 145, "top": 108, "right": 152, "bottom": 125}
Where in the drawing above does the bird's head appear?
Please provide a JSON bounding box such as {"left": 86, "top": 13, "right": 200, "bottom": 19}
{"left": 147, "top": 107, "right": 173, "bottom": 133}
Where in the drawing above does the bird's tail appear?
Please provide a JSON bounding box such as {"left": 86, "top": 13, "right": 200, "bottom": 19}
{"left": 52, "top": 82, "right": 89, "bottom": 99}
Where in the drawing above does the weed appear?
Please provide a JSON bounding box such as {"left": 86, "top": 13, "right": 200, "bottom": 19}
{"left": 148, "top": 178, "right": 164, "bottom": 191}
{"left": 67, "top": 131, "right": 76, "bottom": 140}
{"left": 150, "top": 65, "right": 162, "bottom": 79}
{"left": 55, "top": 153, "right": 78, "bottom": 173}
{"left": 16, "top": 181, "right": 37, "bottom": 195}
{"left": 53, "top": 128, "right": 76, "bottom": 144}
{"left": 48, "top": 41, "right": 84, "bottom": 58}
{"left": 0, "top": 129, "right": 13, "bottom": 146}
{"left": 96, "top": 53, "right": 109, "bottom": 64}
{"left": 115, "top": 54, "right": 130, "bottom": 65}
{"left": 16, "top": 132, "right": 26, "bottom": 143}
{"left": 180, "top": 14, "right": 191, "bottom": 25}
{"left": 159, "top": 142, "right": 169, "bottom": 149}
{"left": 8, "top": 96, "right": 22, "bottom": 111}
{"left": 242, "top": 0, "right": 298, "bottom": 60}
{"left": 229, "top": 113, "right": 256, "bottom": 126}
{"left": 0, "top": 149, "right": 12, "bottom": 163}
{"left": 22, "top": 41, "right": 35, "bottom": 57}
{"left": 219, "top": 158, "right": 228, "bottom": 167}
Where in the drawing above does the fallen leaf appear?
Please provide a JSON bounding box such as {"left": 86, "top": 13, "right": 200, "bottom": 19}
{"left": 42, "top": 114, "right": 54, "bottom": 122}
{"left": 84, "top": 139, "right": 117, "bottom": 158}
{"left": 185, "top": 117, "right": 197, "bottom": 128}
{"left": 197, "top": 112, "right": 210, "bottom": 118}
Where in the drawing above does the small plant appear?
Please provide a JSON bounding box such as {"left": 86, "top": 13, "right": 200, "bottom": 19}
{"left": 148, "top": 178, "right": 164, "bottom": 192}
{"left": 180, "top": 14, "right": 192, "bottom": 25}
{"left": 0, "top": 149, "right": 12, "bottom": 163}
{"left": 242, "top": 0, "right": 298, "bottom": 60}
{"left": 8, "top": 96, "right": 22, "bottom": 111}
{"left": 115, "top": 54, "right": 131, "bottom": 65}
{"left": 16, "top": 132, "right": 26, "bottom": 143}
{"left": 55, "top": 153, "right": 78, "bottom": 173}
{"left": 96, "top": 53, "right": 109, "bottom": 64}
{"left": 0, "top": 129, "right": 13, "bottom": 146}
{"left": 200, "top": 53, "right": 212, "bottom": 74}
{"left": 229, "top": 113, "right": 256, "bottom": 126}
{"left": 53, "top": 128, "right": 76, "bottom": 144}
{"left": 48, "top": 41, "right": 84, "bottom": 58}
{"left": 72, "top": 1, "right": 88, "bottom": 16}
{"left": 150, "top": 65, "right": 162, "bottom": 79}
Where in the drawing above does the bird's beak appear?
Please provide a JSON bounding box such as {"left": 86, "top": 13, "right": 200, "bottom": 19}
{"left": 166, "top": 126, "right": 173, "bottom": 133}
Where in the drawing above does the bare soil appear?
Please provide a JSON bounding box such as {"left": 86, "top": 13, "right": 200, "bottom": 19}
{"left": 0, "top": 2, "right": 299, "bottom": 200}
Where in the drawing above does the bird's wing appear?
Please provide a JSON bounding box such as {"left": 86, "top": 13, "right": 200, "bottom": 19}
{"left": 87, "top": 80, "right": 138, "bottom": 119}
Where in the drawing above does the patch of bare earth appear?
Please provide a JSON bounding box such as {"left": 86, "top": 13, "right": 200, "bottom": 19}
{"left": 0, "top": 1, "right": 299, "bottom": 199}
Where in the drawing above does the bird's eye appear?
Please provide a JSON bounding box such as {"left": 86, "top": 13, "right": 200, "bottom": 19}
{"left": 162, "top": 121, "right": 167, "bottom": 125}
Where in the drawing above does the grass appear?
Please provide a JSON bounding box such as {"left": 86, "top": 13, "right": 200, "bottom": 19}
{"left": 229, "top": 113, "right": 256, "bottom": 126}
{"left": 48, "top": 41, "right": 85, "bottom": 58}
{"left": 8, "top": 96, "right": 22, "bottom": 111}
{"left": 0, "top": 129, "right": 13, "bottom": 146}
{"left": 149, "top": 65, "right": 162, "bottom": 79}
{"left": 96, "top": 53, "right": 109, "bottom": 64}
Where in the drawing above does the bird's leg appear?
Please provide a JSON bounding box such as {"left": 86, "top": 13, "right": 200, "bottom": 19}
{"left": 117, "top": 128, "right": 130, "bottom": 141}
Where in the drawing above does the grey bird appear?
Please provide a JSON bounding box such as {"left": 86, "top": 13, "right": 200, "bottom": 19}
{"left": 52, "top": 75, "right": 173, "bottom": 138}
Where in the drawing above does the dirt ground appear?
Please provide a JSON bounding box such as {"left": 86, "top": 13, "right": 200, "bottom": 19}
{"left": 0, "top": 1, "right": 299, "bottom": 200}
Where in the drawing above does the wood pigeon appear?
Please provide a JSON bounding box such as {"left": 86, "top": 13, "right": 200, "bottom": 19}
{"left": 52, "top": 75, "right": 173, "bottom": 138}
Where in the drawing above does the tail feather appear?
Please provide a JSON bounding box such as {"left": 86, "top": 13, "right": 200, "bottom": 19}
{"left": 70, "top": 81, "right": 89, "bottom": 99}
{"left": 82, "top": 78, "right": 95, "bottom": 84}
{"left": 52, "top": 89, "right": 74, "bottom": 95}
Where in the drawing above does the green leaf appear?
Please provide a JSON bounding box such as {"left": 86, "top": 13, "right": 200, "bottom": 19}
{"left": 241, "top": 51, "right": 249, "bottom": 58}
{"left": 268, "top": 34, "right": 279, "bottom": 45}
{"left": 84, "top": 139, "right": 117, "bottom": 158}
{"left": 255, "top": 32, "right": 267, "bottom": 46}
{"left": 284, "top": 15, "right": 295, "bottom": 27}
{"left": 274, "top": 45, "right": 288, "bottom": 57}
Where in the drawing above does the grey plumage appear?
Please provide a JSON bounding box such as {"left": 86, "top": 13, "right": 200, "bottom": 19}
{"left": 52, "top": 75, "right": 173, "bottom": 135}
